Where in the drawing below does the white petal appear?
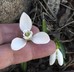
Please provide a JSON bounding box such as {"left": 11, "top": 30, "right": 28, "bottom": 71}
{"left": 49, "top": 51, "right": 56, "bottom": 65}
{"left": 57, "top": 49, "right": 63, "bottom": 66}
{"left": 11, "top": 37, "right": 27, "bottom": 51}
{"left": 31, "top": 32, "right": 50, "bottom": 44}
{"left": 19, "top": 12, "right": 32, "bottom": 32}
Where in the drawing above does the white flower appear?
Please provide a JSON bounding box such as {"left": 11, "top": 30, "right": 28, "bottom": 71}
{"left": 11, "top": 12, "right": 50, "bottom": 51}
{"left": 49, "top": 49, "right": 63, "bottom": 66}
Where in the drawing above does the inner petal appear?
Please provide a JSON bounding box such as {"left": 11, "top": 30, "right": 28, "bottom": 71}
{"left": 23, "top": 30, "right": 33, "bottom": 40}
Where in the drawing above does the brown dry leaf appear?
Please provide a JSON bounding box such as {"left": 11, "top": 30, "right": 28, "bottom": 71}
{"left": 62, "top": 0, "right": 68, "bottom": 3}
{"left": 59, "top": 8, "right": 70, "bottom": 27}
{"left": 47, "top": 0, "right": 60, "bottom": 15}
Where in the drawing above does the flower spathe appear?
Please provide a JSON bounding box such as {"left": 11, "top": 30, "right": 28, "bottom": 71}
{"left": 11, "top": 12, "right": 50, "bottom": 51}
{"left": 49, "top": 49, "right": 63, "bottom": 66}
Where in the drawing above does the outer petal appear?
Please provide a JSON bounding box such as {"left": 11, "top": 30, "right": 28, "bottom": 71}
{"left": 57, "top": 49, "right": 63, "bottom": 66}
{"left": 49, "top": 51, "right": 56, "bottom": 65}
{"left": 11, "top": 37, "right": 27, "bottom": 51}
{"left": 19, "top": 12, "right": 32, "bottom": 32}
{"left": 31, "top": 32, "right": 50, "bottom": 44}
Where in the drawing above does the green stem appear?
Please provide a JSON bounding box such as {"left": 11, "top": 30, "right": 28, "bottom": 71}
{"left": 21, "top": 62, "right": 27, "bottom": 72}
{"left": 42, "top": 18, "right": 48, "bottom": 33}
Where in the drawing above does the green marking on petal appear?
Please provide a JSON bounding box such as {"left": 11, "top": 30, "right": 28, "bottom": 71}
{"left": 25, "top": 32, "right": 30, "bottom": 37}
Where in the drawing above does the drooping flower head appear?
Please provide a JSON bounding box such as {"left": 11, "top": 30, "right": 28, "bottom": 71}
{"left": 49, "top": 49, "right": 63, "bottom": 66}
{"left": 11, "top": 12, "right": 50, "bottom": 51}
{"left": 49, "top": 39, "right": 64, "bottom": 66}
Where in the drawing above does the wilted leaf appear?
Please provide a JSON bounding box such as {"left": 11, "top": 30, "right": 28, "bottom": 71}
{"left": 59, "top": 8, "right": 71, "bottom": 27}
{"left": 47, "top": 0, "right": 60, "bottom": 15}
{"left": 62, "top": 0, "right": 68, "bottom": 3}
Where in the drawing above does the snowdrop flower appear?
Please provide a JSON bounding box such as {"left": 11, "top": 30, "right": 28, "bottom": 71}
{"left": 49, "top": 49, "right": 63, "bottom": 66}
{"left": 11, "top": 12, "right": 50, "bottom": 51}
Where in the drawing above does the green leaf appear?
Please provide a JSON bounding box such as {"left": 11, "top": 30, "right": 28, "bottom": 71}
{"left": 55, "top": 38, "right": 66, "bottom": 59}
{"left": 42, "top": 19, "right": 48, "bottom": 33}
{"left": 59, "top": 42, "right": 66, "bottom": 59}
{"left": 21, "top": 62, "right": 27, "bottom": 72}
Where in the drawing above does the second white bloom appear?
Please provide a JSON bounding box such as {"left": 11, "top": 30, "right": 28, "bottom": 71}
{"left": 49, "top": 49, "right": 63, "bottom": 66}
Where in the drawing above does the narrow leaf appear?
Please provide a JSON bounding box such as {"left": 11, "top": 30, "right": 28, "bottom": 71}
{"left": 55, "top": 38, "right": 66, "bottom": 59}
{"left": 21, "top": 62, "right": 27, "bottom": 72}
{"left": 42, "top": 19, "right": 48, "bottom": 33}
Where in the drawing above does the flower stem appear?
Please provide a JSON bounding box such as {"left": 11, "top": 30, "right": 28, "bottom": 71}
{"left": 42, "top": 18, "right": 48, "bottom": 33}
{"left": 21, "top": 62, "right": 27, "bottom": 72}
